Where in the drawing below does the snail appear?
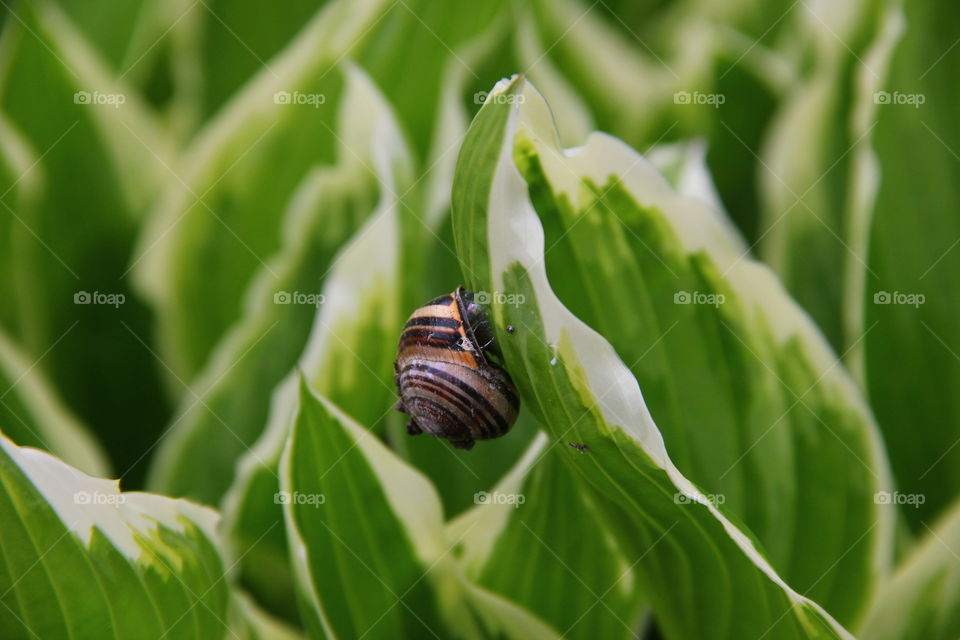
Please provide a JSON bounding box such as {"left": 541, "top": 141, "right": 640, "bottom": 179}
{"left": 394, "top": 287, "right": 519, "bottom": 450}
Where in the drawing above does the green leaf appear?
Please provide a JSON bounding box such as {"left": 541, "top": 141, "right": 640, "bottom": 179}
{"left": 221, "top": 210, "right": 402, "bottom": 620}
{"left": 189, "top": 0, "right": 331, "bottom": 120}
{"left": 511, "top": 7, "right": 593, "bottom": 148}
{"left": 514, "top": 77, "right": 893, "bottom": 624}
{"left": 372, "top": 22, "right": 548, "bottom": 519}
{"left": 860, "top": 498, "right": 960, "bottom": 640}
{"left": 221, "top": 68, "right": 410, "bottom": 619}
{"left": 862, "top": 0, "right": 960, "bottom": 529}
{"left": 0, "top": 431, "right": 228, "bottom": 640}
{"left": 281, "top": 380, "right": 446, "bottom": 639}
{"left": 147, "top": 62, "right": 410, "bottom": 505}
{"left": 525, "top": 0, "right": 681, "bottom": 146}
{"left": 452, "top": 76, "right": 890, "bottom": 637}
{"left": 33, "top": 2, "right": 173, "bottom": 214}
{"left": 0, "top": 328, "right": 109, "bottom": 476}
{"left": 758, "top": 0, "right": 904, "bottom": 351}
{"left": 131, "top": 0, "right": 393, "bottom": 381}
{"left": 354, "top": 0, "right": 508, "bottom": 160}
{"left": 0, "top": 4, "right": 171, "bottom": 483}
{"left": 0, "top": 112, "right": 41, "bottom": 345}
{"left": 281, "top": 380, "right": 561, "bottom": 640}
{"left": 49, "top": 0, "right": 152, "bottom": 70}
{"left": 228, "top": 590, "right": 305, "bottom": 640}
{"left": 447, "top": 433, "right": 645, "bottom": 639}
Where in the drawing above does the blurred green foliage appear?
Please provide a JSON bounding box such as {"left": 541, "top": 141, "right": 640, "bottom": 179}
{"left": 1, "top": 0, "right": 960, "bottom": 638}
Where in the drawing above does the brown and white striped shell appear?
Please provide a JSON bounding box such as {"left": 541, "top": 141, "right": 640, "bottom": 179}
{"left": 394, "top": 287, "right": 519, "bottom": 450}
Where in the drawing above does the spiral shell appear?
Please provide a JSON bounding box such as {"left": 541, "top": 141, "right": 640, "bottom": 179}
{"left": 394, "top": 287, "right": 519, "bottom": 450}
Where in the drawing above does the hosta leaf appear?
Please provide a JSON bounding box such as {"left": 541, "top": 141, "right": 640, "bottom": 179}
{"left": 486, "top": 75, "right": 892, "bottom": 624}
{"left": 281, "top": 380, "right": 560, "bottom": 640}
{"left": 48, "top": 0, "right": 151, "bottom": 70}
{"left": 647, "top": 139, "right": 727, "bottom": 213}
{"left": 0, "top": 113, "right": 40, "bottom": 345}
{"left": 148, "top": 63, "right": 409, "bottom": 505}
{"left": 222, "top": 83, "right": 409, "bottom": 620}
{"left": 134, "top": 0, "right": 513, "bottom": 380}
{"left": 229, "top": 590, "right": 305, "bottom": 640}
{"left": 452, "top": 76, "right": 891, "bottom": 637}
{"left": 447, "top": 433, "right": 644, "bottom": 639}
{"left": 759, "top": 0, "right": 903, "bottom": 351}
{"left": 34, "top": 2, "right": 173, "bottom": 213}
{"left": 0, "top": 431, "right": 228, "bottom": 640}
{"left": 526, "top": 0, "right": 680, "bottom": 146}
{"left": 0, "top": 4, "right": 170, "bottom": 483}
{"left": 862, "top": 0, "right": 960, "bottom": 529}
{"left": 702, "top": 51, "right": 783, "bottom": 248}
{"left": 190, "top": 0, "right": 328, "bottom": 120}
{"left": 859, "top": 498, "right": 960, "bottom": 640}
{"left": 0, "top": 328, "right": 108, "bottom": 476}
{"left": 353, "top": 0, "right": 508, "bottom": 160}
{"left": 418, "top": 17, "right": 506, "bottom": 233}
{"left": 511, "top": 7, "right": 593, "bottom": 148}
{"left": 384, "top": 24, "right": 547, "bottom": 519}
{"left": 281, "top": 381, "right": 447, "bottom": 639}
{"left": 132, "top": 0, "right": 392, "bottom": 381}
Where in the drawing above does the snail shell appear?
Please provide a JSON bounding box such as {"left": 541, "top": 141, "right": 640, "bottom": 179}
{"left": 394, "top": 287, "right": 519, "bottom": 450}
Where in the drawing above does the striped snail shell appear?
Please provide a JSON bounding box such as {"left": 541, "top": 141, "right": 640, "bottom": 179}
{"left": 394, "top": 286, "right": 519, "bottom": 450}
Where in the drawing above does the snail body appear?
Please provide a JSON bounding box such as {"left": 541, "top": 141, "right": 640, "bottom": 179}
{"left": 394, "top": 287, "right": 519, "bottom": 450}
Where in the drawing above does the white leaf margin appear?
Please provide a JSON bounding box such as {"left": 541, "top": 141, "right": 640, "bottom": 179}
{"left": 0, "top": 431, "right": 219, "bottom": 564}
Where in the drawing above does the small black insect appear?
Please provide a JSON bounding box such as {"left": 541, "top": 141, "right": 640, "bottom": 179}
{"left": 394, "top": 287, "right": 519, "bottom": 450}
{"left": 506, "top": 325, "right": 516, "bottom": 334}
{"left": 568, "top": 442, "right": 590, "bottom": 453}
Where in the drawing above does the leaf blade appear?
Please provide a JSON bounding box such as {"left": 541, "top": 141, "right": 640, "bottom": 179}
{"left": 452, "top": 76, "right": 884, "bottom": 638}
{"left": 0, "top": 431, "right": 228, "bottom": 640}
